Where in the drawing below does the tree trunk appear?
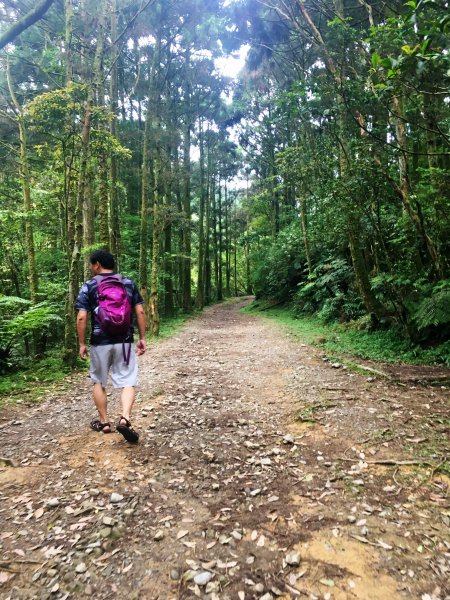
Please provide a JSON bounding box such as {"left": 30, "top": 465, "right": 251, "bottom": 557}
{"left": 64, "top": 88, "right": 93, "bottom": 365}
{"left": 150, "top": 143, "right": 161, "bottom": 336}
{"left": 181, "top": 51, "right": 192, "bottom": 312}
{"left": 149, "top": 35, "right": 162, "bottom": 336}
{"left": 204, "top": 146, "right": 212, "bottom": 305}
{"left": 139, "top": 53, "right": 154, "bottom": 318}
{"left": 225, "top": 182, "right": 231, "bottom": 296}
{"left": 212, "top": 175, "right": 219, "bottom": 300}
{"left": 299, "top": 192, "right": 312, "bottom": 274}
{"left": 6, "top": 61, "right": 39, "bottom": 305}
{"left": 93, "top": 5, "right": 108, "bottom": 252}
{"left": 195, "top": 120, "right": 205, "bottom": 309}
{"left": 164, "top": 145, "right": 174, "bottom": 317}
{"left": 83, "top": 161, "right": 95, "bottom": 278}
{"left": 109, "top": 0, "right": 120, "bottom": 267}
{"left": 217, "top": 181, "right": 223, "bottom": 301}
{"left": 65, "top": 0, "right": 73, "bottom": 83}
{"left": 98, "top": 150, "right": 110, "bottom": 249}
{"left": 391, "top": 94, "right": 441, "bottom": 276}
{"left": 233, "top": 194, "right": 238, "bottom": 297}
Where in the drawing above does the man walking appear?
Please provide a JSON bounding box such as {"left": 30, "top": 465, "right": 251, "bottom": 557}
{"left": 76, "top": 250, "right": 146, "bottom": 443}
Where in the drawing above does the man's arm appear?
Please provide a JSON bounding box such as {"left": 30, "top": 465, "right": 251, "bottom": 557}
{"left": 76, "top": 310, "right": 89, "bottom": 360}
{"left": 134, "top": 304, "right": 147, "bottom": 355}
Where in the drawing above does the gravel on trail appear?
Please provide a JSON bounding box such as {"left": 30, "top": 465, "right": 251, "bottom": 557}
{"left": 0, "top": 299, "right": 449, "bottom": 600}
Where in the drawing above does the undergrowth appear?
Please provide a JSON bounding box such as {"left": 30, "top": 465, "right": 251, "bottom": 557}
{"left": 243, "top": 303, "right": 450, "bottom": 366}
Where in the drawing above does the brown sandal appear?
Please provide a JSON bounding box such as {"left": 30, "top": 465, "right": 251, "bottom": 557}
{"left": 90, "top": 419, "right": 112, "bottom": 433}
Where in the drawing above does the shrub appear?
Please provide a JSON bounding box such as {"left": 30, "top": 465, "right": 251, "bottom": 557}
{"left": 251, "top": 223, "right": 306, "bottom": 301}
{"left": 0, "top": 296, "right": 62, "bottom": 372}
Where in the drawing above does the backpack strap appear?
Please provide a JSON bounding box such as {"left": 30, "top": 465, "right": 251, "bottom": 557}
{"left": 122, "top": 341, "right": 132, "bottom": 365}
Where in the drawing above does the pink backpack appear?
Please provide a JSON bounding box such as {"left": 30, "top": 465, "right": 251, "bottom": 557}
{"left": 94, "top": 274, "right": 132, "bottom": 340}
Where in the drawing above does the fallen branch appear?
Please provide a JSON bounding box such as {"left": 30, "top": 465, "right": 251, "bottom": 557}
{"left": 0, "top": 559, "right": 43, "bottom": 565}
{"left": 338, "top": 458, "right": 434, "bottom": 467}
{"left": 349, "top": 534, "right": 393, "bottom": 550}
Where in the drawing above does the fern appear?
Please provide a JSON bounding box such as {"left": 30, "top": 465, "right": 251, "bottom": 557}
{"left": 413, "top": 289, "right": 450, "bottom": 330}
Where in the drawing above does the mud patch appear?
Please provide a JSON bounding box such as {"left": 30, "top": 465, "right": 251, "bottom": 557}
{"left": 61, "top": 433, "right": 133, "bottom": 476}
{"left": 0, "top": 465, "right": 51, "bottom": 487}
{"left": 295, "top": 531, "right": 403, "bottom": 599}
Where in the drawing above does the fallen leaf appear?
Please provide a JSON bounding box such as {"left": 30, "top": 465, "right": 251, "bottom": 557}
{"left": 177, "top": 530, "right": 189, "bottom": 540}
{"left": 0, "top": 572, "right": 11, "bottom": 584}
{"left": 34, "top": 507, "right": 44, "bottom": 519}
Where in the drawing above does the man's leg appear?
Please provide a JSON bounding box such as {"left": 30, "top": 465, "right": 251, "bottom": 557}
{"left": 120, "top": 386, "right": 135, "bottom": 424}
{"left": 111, "top": 344, "right": 139, "bottom": 442}
{"left": 90, "top": 345, "right": 112, "bottom": 432}
{"left": 93, "top": 383, "right": 109, "bottom": 422}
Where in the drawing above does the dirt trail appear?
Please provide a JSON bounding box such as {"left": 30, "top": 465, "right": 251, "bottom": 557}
{"left": 0, "top": 299, "right": 449, "bottom": 600}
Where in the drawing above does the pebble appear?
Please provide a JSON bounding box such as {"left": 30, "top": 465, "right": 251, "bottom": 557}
{"left": 110, "top": 526, "right": 124, "bottom": 540}
{"left": 102, "top": 516, "right": 114, "bottom": 526}
{"left": 75, "top": 563, "right": 87, "bottom": 574}
{"left": 154, "top": 530, "right": 164, "bottom": 541}
{"left": 283, "top": 434, "right": 295, "bottom": 445}
{"left": 254, "top": 583, "right": 265, "bottom": 592}
{"left": 170, "top": 569, "right": 179, "bottom": 580}
{"left": 194, "top": 571, "right": 213, "bottom": 586}
{"left": 89, "top": 489, "right": 100, "bottom": 497}
{"left": 110, "top": 493, "right": 124, "bottom": 503}
{"left": 99, "top": 527, "right": 112, "bottom": 538}
{"left": 286, "top": 553, "right": 301, "bottom": 566}
{"left": 47, "top": 498, "right": 60, "bottom": 507}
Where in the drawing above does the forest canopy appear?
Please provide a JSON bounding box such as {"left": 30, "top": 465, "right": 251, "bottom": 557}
{"left": 0, "top": 0, "right": 449, "bottom": 376}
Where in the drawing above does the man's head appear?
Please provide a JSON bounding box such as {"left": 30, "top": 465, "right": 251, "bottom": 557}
{"left": 89, "top": 250, "right": 115, "bottom": 274}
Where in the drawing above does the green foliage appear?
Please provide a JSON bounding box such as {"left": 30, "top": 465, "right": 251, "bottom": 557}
{"left": 0, "top": 296, "right": 62, "bottom": 372}
{"left": 293, "top": 259, "right": 364, "bottom": 323}
{"left": 6, "top": 302, "right": 62, "bottom": 339}
{"left": 413, "top": 281, "right": 450, "bottom": 331}
{"left": 251, "top": 223, "right": 305, "bottom": 301}
{"left": 26, "top": 84, "right": 89, "bottom": 135}
{"left": 0, "top": 353, "right": 72, "bottom": 403}
{"left": 249, "top": 305, "right": 450, "bottom": 366}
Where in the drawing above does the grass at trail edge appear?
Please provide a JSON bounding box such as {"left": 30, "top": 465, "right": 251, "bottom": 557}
{"left": 243, "top": 303, "right": 450, "bottom": 367}
{"left": 0, "top": 312, "right": 193, "bottom": 408}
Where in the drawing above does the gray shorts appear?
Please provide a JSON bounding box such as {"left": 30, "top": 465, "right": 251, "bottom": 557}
{"left": 89, "top": 343, "right": 138, "bottom": 388}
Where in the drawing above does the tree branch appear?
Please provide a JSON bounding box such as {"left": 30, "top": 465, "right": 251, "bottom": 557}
{"left": 0, "top": 0, "right": 55, "bottom": 51}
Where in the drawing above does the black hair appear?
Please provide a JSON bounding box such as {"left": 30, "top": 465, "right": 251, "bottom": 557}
{"left": 89, "top": 250, "right": 115, "bottom": 270}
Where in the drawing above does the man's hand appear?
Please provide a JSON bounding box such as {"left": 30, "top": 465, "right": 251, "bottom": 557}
{"left": 79, "top": 344, "right": 89, "bottom": 361}
{"left": 136, "top": 338, "right": 146, "bottom": 356}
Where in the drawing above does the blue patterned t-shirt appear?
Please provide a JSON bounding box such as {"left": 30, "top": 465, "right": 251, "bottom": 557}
{"left": 75, "top": 273, "right": 144, "bottom": 345}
